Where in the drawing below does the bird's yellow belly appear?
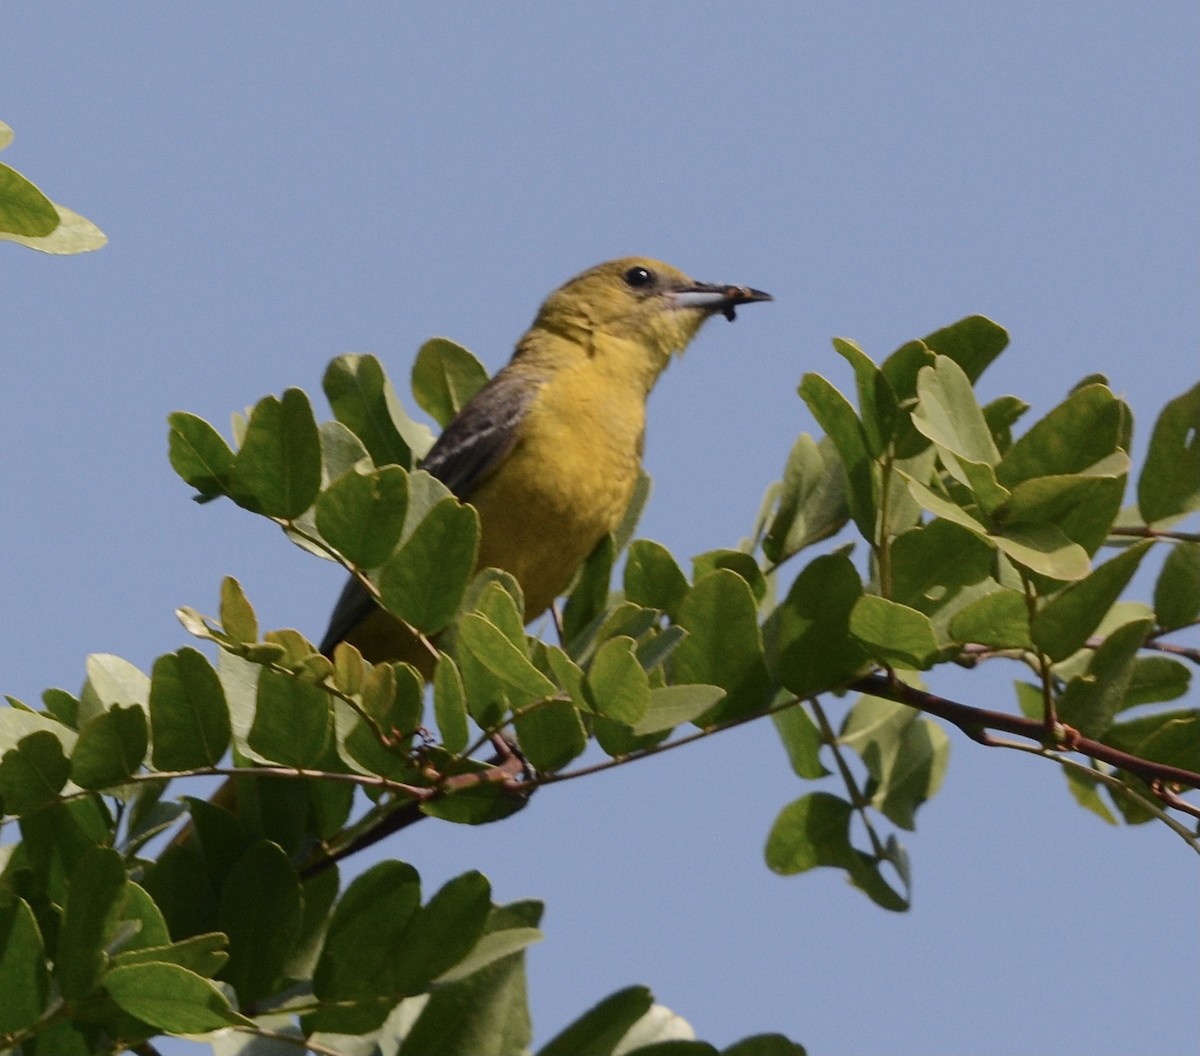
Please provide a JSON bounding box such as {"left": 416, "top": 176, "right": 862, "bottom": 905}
{"left": 468, "top": 370, "right": 645, "bottom": 618}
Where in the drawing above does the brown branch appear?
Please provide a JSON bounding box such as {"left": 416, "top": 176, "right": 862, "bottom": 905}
{"left": 1110, "top": 525, "right": 1200, "bottom": 544}
{"left": 851, "top": 674, "right": 1200, "bottom": 791}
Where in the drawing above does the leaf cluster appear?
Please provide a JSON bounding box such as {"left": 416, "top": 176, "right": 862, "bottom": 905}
{"left": 2, "top": 319, "right": 1197, "bottom": 1053}
{"left": 0, "top": 120, "right": 106, "bottom": 255}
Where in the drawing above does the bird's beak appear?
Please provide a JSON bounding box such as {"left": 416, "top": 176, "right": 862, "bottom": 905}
{"left": 668, "top": 281, "right": 773, "bottom": 321}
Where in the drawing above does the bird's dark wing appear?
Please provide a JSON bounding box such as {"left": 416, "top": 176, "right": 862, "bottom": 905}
{"left": 419, "top": 368, "right": 540, "bottom": 497}
{"left": 318, "top": 367, "right": 539, "bottom": 656}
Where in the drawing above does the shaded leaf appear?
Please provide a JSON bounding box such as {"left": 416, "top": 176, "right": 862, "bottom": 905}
{"left": 316, "top": 465, "right": 409, "bottom": 569}
{"left": 324, "top": 353, "right": 426, "bottom": 468}
{"left": 149, "top": 648, "right": 231, "bottom": 770}
{"left": 71, "top": 704, "right": 148, "bottom": 789}
{"left": 218, "top": 841, "right": 302, "bottom": 1005}
{"left": 765, "top": 554, "right": 867, "bottom": 699}
{"left": 167, "top": 412, "right": 235, "bottom": 500}
{"left": 1138, "top": 381, "right": 1200, "bottom": 523}
{"left": 56, "top": 847, "right": 128, "bottom": 1000}
{"left": 1154, "top": 543, "right": 1200, "bottom": 630}
{"left": 229, "top": 389, "right": 322, "bottom": 519}
{"left": 672, "top": 571, "right": 773, "bottom": 723}
{"left": 104, "top": 962, "right": 245, "bottom": 1032}
{"left": 412, "top": 337, "right": 490, "bottom": 428}
{"left": 798, "top": 373, "right": 876, "bottom": 536}
{"left": 0, "top": 731, "right": 70, "bottom": 814}
{"left": 380, "top": 497, "right": 479, "bottom": 633}
{"left": 1031, "top": 541, "right": 1153, "bottom": 661}
{"left": 849, "top": 596, "right": 939, "bottom": 670}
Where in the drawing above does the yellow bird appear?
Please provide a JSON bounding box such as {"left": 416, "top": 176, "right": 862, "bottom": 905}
{"left": 320, "top": 257, "right": 771, "bottom": 664}
{"left": 176, "top": 258, "right": 769, "bottom": 857}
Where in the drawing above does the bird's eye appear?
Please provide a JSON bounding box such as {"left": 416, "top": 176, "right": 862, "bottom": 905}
{"left": 623, "top": 265, "right": 654, "bottom": 289}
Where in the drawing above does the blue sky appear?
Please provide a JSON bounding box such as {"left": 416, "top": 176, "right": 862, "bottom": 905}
{"left": 4, "top": 4, "right": 1198, "bottom": 1053}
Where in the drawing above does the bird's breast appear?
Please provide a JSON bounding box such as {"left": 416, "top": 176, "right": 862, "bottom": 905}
{"left": 466, "top": 364, "right": 647, "bottom": 618}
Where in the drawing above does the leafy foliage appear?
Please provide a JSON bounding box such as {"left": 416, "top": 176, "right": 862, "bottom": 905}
{"left": 0, "top": 120, "right": 106, "bottom": 254}
{"left": 1, "top": 320, "right": 1197, "bottom": 1054}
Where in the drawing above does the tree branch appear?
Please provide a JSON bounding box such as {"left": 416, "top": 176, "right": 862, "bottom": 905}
{"left": 851, "top": 673, "right": 1200, "bottom": 792}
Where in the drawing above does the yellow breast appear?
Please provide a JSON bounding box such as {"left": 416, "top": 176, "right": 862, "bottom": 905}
{"left": 468, "top": 358, "right": 647, "bottom": 617}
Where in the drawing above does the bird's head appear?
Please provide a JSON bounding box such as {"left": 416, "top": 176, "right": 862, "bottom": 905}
{"left": 530, "top": 257, "right": 772, "bottom": 380}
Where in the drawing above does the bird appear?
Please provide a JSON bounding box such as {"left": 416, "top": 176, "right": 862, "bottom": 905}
{"left": 172, "top": 258, "right": 769, "bottom": 861}
{"left": 319, "top": 257, "right": 771, "bottom": 665}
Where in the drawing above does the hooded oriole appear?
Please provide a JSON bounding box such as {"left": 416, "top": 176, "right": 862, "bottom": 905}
{"left": 173, "top": 257, "right": 768, "bottom": 854}
{"left": 320, "top": 257, "right": 771, "bottom": 663}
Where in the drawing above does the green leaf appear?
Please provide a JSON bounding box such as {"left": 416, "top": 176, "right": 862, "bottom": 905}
{"left": 513, "top": 698, "right": 587, "bottom": 771}
{"left": 311, "top": 860, "right": 422, "bottom": 1033}
{"left": 761, "top": 434, "right": 850, "bottom": 563}
{"left": 0, "top": 161, "right": 59, "bottom": 236}
{"left": 912, "top": 355, "right": 1001, "bottom": 467}
{"left": 586, "top": 637, "right": 651, "bottom": 726}
{"left": 998, "top": 383, "right": 1129, "bottom": 488}
{"left": 319, "top": 417, "right": 372, "bottom": 482}
{"left": 840, "top": 695, "right": 949, "bottom": 829}
{"left": 919, "top": 315, "right": 1009, "bottom": 384}
{"left": 104, "top": 962, "right": 245, "bottom": 1032}
{"left": 722, "top": 1035, "right": 808, "bottom": 1056}
{"left": 229, "top": 388, "right": 322, "bottom": 519}
{"left": 315, "top": 465, "right": 410, "bottom": 569}
{"left": 538, "top": 985, "right": 655, "bottom": 1056}
{"left": 1, "top": 200, "right": 105, "bottom": 255}
{"left": 692, "top": 549, "right": 766, "bottom": 603}
{"left": 1031, "top": 541, "right": 1153, "bottom": 661}
{"left": 998, "top": 473, "right": 1125, "bottom": 559}
{"left": 0, "top": 896, "right": 49, "bottom": 1033}
{"left": 217, "top": 841, "right": 302, "bottom": 1005}
{"left": 167, "top": 412, "right": 235, "bottom": 500}
{"left": 324, "top": 353, "right": 430, "bottom": 467}
{"left": 81, "top": 653, "right": 151, "bottom": 720}
{"left": 412, "top": 338, "right": 490, "bottom": 428}
{"left": 1057, "top": 618, "right": 1153, "bottom": 738}
{"left": 71, "top": 704, "right": 148, "bottom": 789}
{"left": 849, "top": 596, "right": 939, "bottom": 670}
{"left": 798, "top": 373, "right": 875, "bottom": 537}
{"left": 1063, "top": 767, "right": 1118, "bottom": 825}
{"left": 672, "top": 570, "right": 773, "bottom": 724}
{"left": 149, "top": 648, "right": 231, "bottom": 770}
{"left": 113, "top": 931, "right": 228, "bottom": 979}
{"left": 421, "top": 780, "right": 528, "bottom": 826}
{"left": 834, "top": 337, "right": 899, "bottom": 457}
{"left": 380, "top": 497, "right": 479, "bottom": 633}
{"left": 434, "top": 653, "right": 470, "bottom": 754}
{"left": 563, "top": 534, "right": 616, "bottom": 643}
{"left": 765, "top": 554, "right": 867, "bottom": 699}
{"left": 633, "top": 684, "right": 727, "bottom": 735}
{"left": 1154, "top": 544, "right": 1200, "bottom": 630}
{"left": 398, "top": 900, "right": 540, "bottom": 1055}
{"left": 1122, "top": 656, "right": 1190, "bottom": 708}
{"left": 888, "top": 519, "right": 994, "bottom": 617}
{"left": 247, "top": 668, "right": 332, "bottom": 768}
{"left": 624, "top": 539, "right": 690, "bottom": 621}
{"left": 459, "top": 614, "right": 556, "bottom": 698}
{"left": 1103, "top": 709, "right": 1200, "bottom": 773}
{"left": 56, "top": 846, "right": 128, "bottom": 1000}
{"left": 434, "top": 922, "right": 543, "bottom": 985}
{"left": 0, "top": 731, "right": 70, "bottom": 814}
{"left": 1138, "top": 382, "right": 1200, "bottom": 523}
{"left": 764, "top": 792, "right": 907, "bottom": 911}
{"left": 771, "top": 702, "right": 828, "bottom": 780}
{"left": 392, "top": 871, "right": 492, "bottom": 994}
{"left": 218, "top": 576, "right": 258, "bottom": 643}
{"left": 946, "top": 590, "right": 1031, "bottom": 650}
{"left": 991, "top": 523, "right": 1091, "bottom": 581}
{"left": 983, "top": 395, "right": 1031, "bottom": 453}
